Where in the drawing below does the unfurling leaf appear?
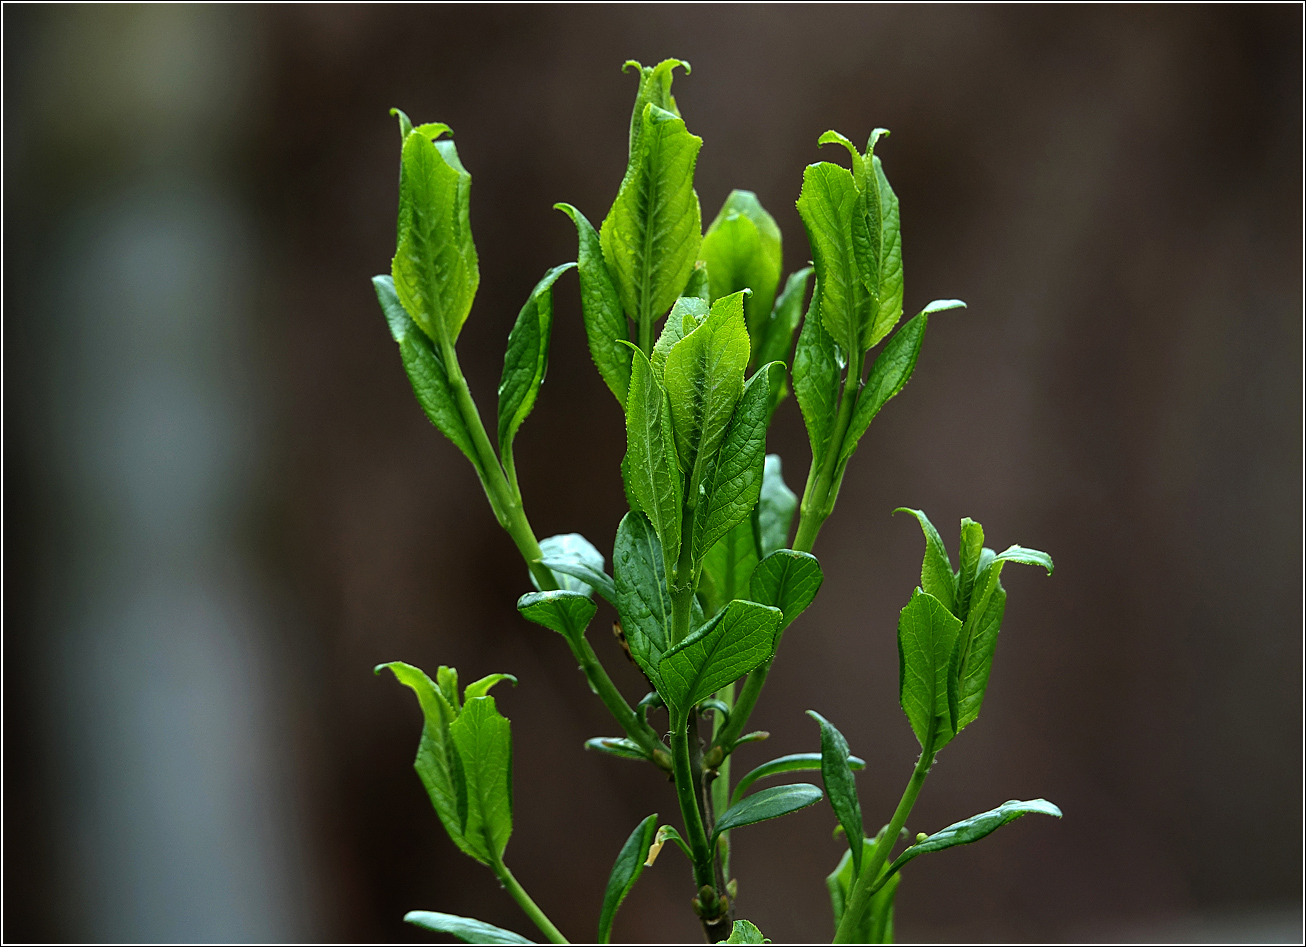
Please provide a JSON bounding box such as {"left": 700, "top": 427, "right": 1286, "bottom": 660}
{"left": 699, "top": 189, "right": 783, "bottom": 347}
{"left": 498, "top": 263, "right": 576, "bottom": 457}
{"left": 897, "top": 588, "right": 962, "bottom": 749}
{"left": 598, "top": 813, "right": 659, "bottom": 943}
{"left": 711, "top": 783, "right": 823, "bottom": 842}
{"left": 893, "top": 507, "right": 957, "bottom": 615}
{"left": 808, "top": 711, "right": 864, "bottom": 872}
{"left": 797, "top": 161, "right": 865, "bottom": 359}
{"left": 405, "top": 911, "right": 533, "bottom": 944}
{"left": 555, "top": 203, "right": 630, "bottom": 404}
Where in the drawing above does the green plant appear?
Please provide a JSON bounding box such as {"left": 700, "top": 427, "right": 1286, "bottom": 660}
{"left": 372, "top": 59, "right": 1060, "bottom": 945}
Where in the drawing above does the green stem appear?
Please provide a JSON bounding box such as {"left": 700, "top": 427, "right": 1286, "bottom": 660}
{"left": 491, "top": 854, "right": 569, "bottom": 944}
{"left": 574, "top": 637, "right": 670, "bottom": 770}
{"left": 709, "top": 683, "right": 734, "bottom": 881}
{"left": 792, "top": 364, "right": 861, "bottom": 553}
{"left": 834, "top": 729, "right": 937, "bottom": 943}
{"left": 670, "top": 711, "right": 716, "bottom": 889}
{"left": 711, "top": 660, "right": 766, "bottom": 754}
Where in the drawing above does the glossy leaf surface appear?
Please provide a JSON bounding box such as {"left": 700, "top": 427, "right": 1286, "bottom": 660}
{"left": 711, "top": 783, "right": 823, "bottom": 842}
{"left": 498, "top": 263, "right": 575, "bottom": 453}
{"left": 517, "top": 590, "right": 597, "bottom": 650}
{"left": 749, "top": 549, "right": 823, "bottom": 631}
{"left": 700, "top": 189, "right": 783, "bottom": 344}
{"left": 731, "top": 752, "right": 865, "bottom": 806}
{"left": 897, "top": 588, "right": 962, "bottom": 748}
{"left": 839, "top": 311, "right": 927, "bottom": 466}
{"left": 623, "top": 347, "right": 682, "bottom": 572}
{"left": 612, "top": 512, "right": 674, "bottom": 686}
{"left": 405, "top": 911, "right": 533, "bottom": 945}
{"left": 886, "top": 799, "right": 1063, "bottom": 876}
{"left": 534, "top": 532, "right": 607, "bottom": 597}
{"left": 555, "top": 203, "right": 630, "bottom": 404}
{"left": 808, "top": 711, "right": 864, "bottom": 872}
{"left": 797, "top": 161, "right": 865, "bottom": 358}
{"left": 598, "top": 813, "right": 659, "bottom": 943}
{"left": 658, "top": 600, "right": 782, "bottom": 713}
{"left": 894, "top": 507, "right": 957, "bottom": 615}
{"left": 792, "top": 288, "right": 842, "bottom": 464}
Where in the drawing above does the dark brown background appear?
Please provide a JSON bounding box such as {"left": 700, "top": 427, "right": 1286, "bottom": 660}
{"left": 5, "top": 4, "right": 1301, "bottom": 943}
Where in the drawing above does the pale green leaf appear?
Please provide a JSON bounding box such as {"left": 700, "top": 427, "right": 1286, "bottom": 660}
{"left": 757, "top": 454, "right": 798, "bottom": 557}
{"left": 405, "top": 911, "right": 533, "bottom": 944}
{"left": 700, "top": 190, "right": 783, "bottom": 345}
{"left": 994, "top": 544, "right": 1054, "bottom": 574}
{"left": 839, "top": 311, "right": 927, "bottom": 466}
{"left": 897, "top": 588, "right": 962, "bottom": 749}
{"left": 463, "top": 673, "right": 517, "bottom": 703}
{"left": 555, "top": 203, "right": 630, "bottom": 404}
{"left": 517, "top": 590, "right": 597, "bottom": 649}
{"left": 792, "top": 287, "right": 843, "bottom": 465}
{"left": 796, "top": 161, "right": 865, "bottom": 358}
{"left": 721, "top": 919, "right": 768, "bottom": 944}
{"left": 711, "top": 783, "right": 823, "bottom": 842}
{"left": 534, "top": 532, "right": 607, "bottom": 596}
{"left": 598, "top": 813, "right": 659, "bottom": 943}
{"left": 449, "top": 695, "right": 513, "bottom": 862}
{"left": 585, "top": 737, "right": 653, "bottom": 763}
{"left": 954, "top": 518, "right": 985, "bottom": 621}
{"left": 893, "top": 507, "right": 957, "bottom": 615}
{"left": 621, "top": 59, "right": 689, "bottom": 159}
{"left": 623, "top": 346, "right": 682, "bottom": 573}
{"left": 658, "top": 600, "right": 781, "bottom": 714}
{"left": 860, "top": 154, "right": 903, "bottom": 349}
{"left": 498, "top": 263, "right": 576, "bottom": 453}
{"left": 652, "top": 296, "right": 710, "bottom": 380}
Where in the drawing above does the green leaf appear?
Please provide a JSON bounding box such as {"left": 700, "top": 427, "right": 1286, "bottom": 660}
{"left": 658, "top": 600, "right": 782, "bottom": 714}
{"left": 585, "top": 737, "right": 653, "bottom": 763}
{"left": 623, "top": 346, "right": 682, "bottom": 573}
{"left": 598, "top": 813, "right": 659, "bottom": 943}
{"left": 897, "top": 588, "right": 963, "bottom": 749}
{"left": 534, "top": 532, "right": 608, "bottom": 597}
{"left": 792, "top": 286, "right": 843, "bottom": 465}
{"left": 749, "top": 549, "right": 823, "bottom": 631}
{"left": 693, "top": 363, "right": 775, "bottom": 563}
{"left": 858, "top": 153, "right": 903, "bottom": 350}
{"left": 554, "top": 203, "right": 631, "bottom": 405}
{"left": 711, "top": 783, "right": 823, "bottom": 842}
{"left": 720, "top": 918, "right": 769, "bottom": 944}
{"left": 391, "top": 127, "right": 478, "bottom": 348}
{"left": 621, "top": 59, "right": 689, "bottom": 159}
{"left": 612, "top": 511, "right": 674, "bottom": 687}
{"left": 405, "top": 911, "right": 533, "bottom": 944}
{"left": 886, "top": 799, "right": 1063, "bottom": 877}
{"left": 893, "top": 507, "right": 957, "bottom": 616}
{"left": 796, "top": 161, "right": 865, "bottom": 358}
{"left": 700, "top": 190, "right": 784, "bottom": 346}
{"left": 373, "top": 275, "right": 480, "bottom": 471}
{"left": 755, "top": 267, "right": 815, "bottom": 405}
{"left": 827, "top": 839, "right": 899, "bottom": 944}
{"left": 698, "top": 519, "right": 758, "bottom": 619}
{"left": 994, "top": 544, "right": 1055, "bottom": 574}
{"left": 954, "top": 518, "right": 985, "bottom": 621}
{"left": 757, "top": 454, "right": 798, "bottom": 557}
{"left": 449, "top": 695, "right": 513, "bottom": 863}
{"left": 807, "top": 711, "right": 864, "bottom": 872}
{"left": 664, "top": 291, "right": 752, "bottom": 477}
{"left": 838, "top": 310, "right": 927, "bottom": 466}
{"left": 652, "top": 296, "right": 710, "bottom": 380}
{"left": 683, "top": 260, "right": 711, "bottom": 301}
{"left": 601, "top": 101, "right": 703, "bottom": 330}
{"left": 498, "top": 263, "right": 577, "bottom": 454}
{"left": 731, "top": 752, "right": 865, "bottom": 806}
{"left": 463, "top": 673, "right": 517, "bottom": 703}
{"left": 517, "top": 590, "right": 597, "bottom": 649}
{"left": 376, "top": 661, "right": 480, "bottom": 862}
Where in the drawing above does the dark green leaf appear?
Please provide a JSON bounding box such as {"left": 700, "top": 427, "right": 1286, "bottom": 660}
{"left": 732, "top": 752, "right": 865, "bottom": 806}
{"left": 693, "top": 363, "right": 775, "bottom": 563}
{"left": 749, "top": 549, "right": 823, "bottom": 631}
{"left": 698, "top": 519, "right": 758, "bottom": 618}
{"left": 792, "top": 286, "right": 843, "bottom": 465}
{"left": 886, "top": 799, "right": 1063, "bottom": 877}
{"left": 897, "top": 588, "right": 963, "bottom": 749}
{"left": 517, "top": 590, "right": 597, "bottom": 649}
{"left": 838, "top": 311, "right": 927, "bottom": 466}
{"left": 497, "top": 264, "right": 575, "bottom": 454}
{"left": 612, "top": 511, "right": 674, "bottom": 687}
{"left": 373, "top": 275, "right": 480, "bottom": 471}
{"left": 554, "top": 203, "right": 630, "bottom": 405}
{"left": 598, "top": 813, "right": 659, "bottom": 943}
{"left": 601, "top": 101, "right": 703, "bottom": 329}
{"left": 449, "top": 695, "right": 513, "bottom": 862}
{"left": 658, "top": 600, "right": 782, "bottom": 714}
{"left": 664, "top": 291, "right": 751, "bottom": 477}
{"left": 585, "top": 737, "right": 653, "bottom": 762}
{"left": 893, "top": 507, "right": 957, "bottom": 616}
{"left": 711, "top": 783, "right": 823, "bottom": 842}
{"left": 405, "top": 911, "right": 533, "bottom": 945}
{"left": 623, "top": 347, "right": 682, "bottom": 573}
{"left": 757, "top": 455, "right": 798, "bottom": 557}
{"left": 391, "top": 127, "right": 478, "bottom": 347}
{"left": 700, "top": 190, "right": 783, "bottom": 346}
{"left": 534, "top": 532, "right": 607, "bottom": 596}
{"left": 796, "top": 161, "right": 865, "bottom": 358}
{"left": 721, "top": 919, "right": 768, "bottom": 944}
{"left": 808, "top": 711, "right": 864, "bottom": 872}
{"left": 376, "top": 661, "right": 481, "bottom": 862}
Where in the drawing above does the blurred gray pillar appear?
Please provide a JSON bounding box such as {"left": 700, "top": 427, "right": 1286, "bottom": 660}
{"left": 18, "top": 7, "right": 314, "bottom": 941}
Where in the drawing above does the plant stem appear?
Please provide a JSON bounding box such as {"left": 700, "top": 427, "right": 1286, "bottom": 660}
{"left": 834, "top": 728, "right": 937, "bottom": 943}
{"left": 709, "top": 682, "right": 734, "bottom": 881}
{"left": 792, "top": 368, "right": 860, "bottom": 552}
{"left": 670, "top": 711, "right": 716, "bottom": 890}
{"left": 491, "top": 854, "right": 569, "bottom": 944}
{"left": 573, "top": 636, "right": 669, "bottom": 769}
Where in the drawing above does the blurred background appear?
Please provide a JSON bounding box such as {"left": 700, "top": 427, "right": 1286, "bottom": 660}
{"left": 4, "top": 4, "right": 1301, "bottom": 943}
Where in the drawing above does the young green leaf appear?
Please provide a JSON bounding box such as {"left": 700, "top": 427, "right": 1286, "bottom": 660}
{"left": 756, "top": 267, "right": 814, "bottom": 415}
{"left": 598, "top": 813, "right": 659, "bottom": 943}
{"left": 517, "top": 590, "right": 597, "bottom": 650}
{"left": 792, "top": 288, "right": 843, "bottom": 465}
{"left": 897, "top": 588, "right": 963, "bottom": 749}
{"left": 464, "top": 673, "right": 517, "bottom": 703}
{"left": 621, "top": 59, "right": 689, "bottom": 158}
{"left": 721, "top": 918, "right": 768, "bottom": 944}
{"left": 391, "top": 127, "right": 478, "bottom": 348}
{"left": 554, "top": 203, "right": 630, "bottom": 404}
{"left": 838, "top": 310, "right": 927, "bottom": 466}
{"left": 698, "top": 519, "right": 759, "bottom": 618}
{"left": 623, "top": 346, "right": 682, "bottom": 573}
{"left": 405, "top": 910, "right": 534, "bottom": 945}
{"left": 893, "top": 507, "right": 957, "bottom": 615}
{"left": 826, "top": 839, "right": 899, "bottom": 944}
{"left": 859, "top": 153, "right": 903, "bottom": 350}
{"left": 994, "top": 545, "right": 1055, "bottom": 574}
{"left": 807, "top": 711, "right": 864, "bottom": 872}
{"left": 731, "top": 752, "right": 866, "bottom": 806}
{"left": 682, "top": 260, "right": 710, "bottom": 301}
{"left": 664, "top": 291, "right": 751, "bottom": 477}
{"left": 749, "top": 549, "right": 823, "bottom": 631}
{"left": 796, "top": 161, "right": 865, "bottom": 359}
{"left": 612, "top": 511, "right": 674, "bottom": 687}
{"left": 757, "top": 454, "right": 798, "bottom": 557}
{"left": 954, "top": 518, "right": 985, "bottom": 621}
{"left": 376, "top": 661, "right": 480, "bottom": 862}
{"left": 692, "top": 363, "right": 776, "bottom": 563}
{"left": 373, "top": 275, "right": 481, "bottom": 471}
{"left": 449, "top": 695, "right": 514, "bottom": 863}
{"left": 884, "top": 799, "right": 1063, "bottom": 878}
{"left": 652, "top": 296, "right": 710, "bottom": 379}
{"left": 699, "top": 190, "right": 783, "bottom": 345}
{"left": 534, "top": 532, "right": 608, "bottom": 597}
{"left": 585, "top": 737, "right": 654, "bottom": 763}
{"left": 498, "top": 263, "right": 577, "bottom": 456}
{"left": 658, "top": 599, "right": 782, "bottom": 714}
{"left": 601, "top": 102, "right": 703, "bottom": 333}
{"left": 711, "top": 783, "right": 823, "bottom": 842}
